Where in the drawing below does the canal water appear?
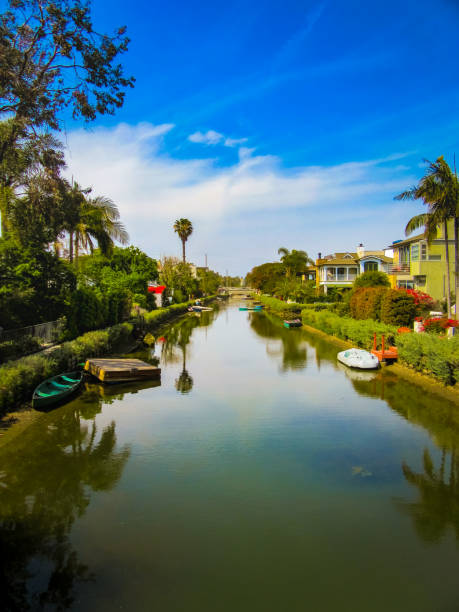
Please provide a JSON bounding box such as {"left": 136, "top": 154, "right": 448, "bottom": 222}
{"left": 2, "top": 303, "right": 459, "bottom": 611}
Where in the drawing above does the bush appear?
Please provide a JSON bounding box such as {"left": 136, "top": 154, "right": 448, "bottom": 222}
{"left": 0, "top": 297, "right": 217, "bottom": 413}
{"left": 0, "top": 335, "right": 43, "bottom": 364}
{"left": 258, "top": 295, "right": 305, "bottom": 313}
{"left": 301, "top": 308, "right": 397, "bottom": 349}
{"left": 353, "top": 271, "right": 390, "bottom": 288}
{"left": 380, "top": 289, "right": 417, "bottom": 327}
{"left": 350, "top": 287, "right": 388, "bottom": 321}
{"left": 396, "top": 333, "right": 459, "bottom": 385}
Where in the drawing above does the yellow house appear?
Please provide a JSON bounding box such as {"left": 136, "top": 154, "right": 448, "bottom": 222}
{"left": 387, "top": 219, "right": 455, "bottom": 302}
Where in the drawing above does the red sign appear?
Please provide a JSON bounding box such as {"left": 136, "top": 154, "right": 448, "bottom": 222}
{"left": 147, "top": 285, "right": 166, "bottom": 294}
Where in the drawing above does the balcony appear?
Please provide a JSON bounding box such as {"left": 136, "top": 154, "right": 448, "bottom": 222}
{"left": 388, "top": 263, "right": 410, "bottom": 274}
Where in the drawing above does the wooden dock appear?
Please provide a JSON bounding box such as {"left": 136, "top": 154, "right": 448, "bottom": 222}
{"left": 370, "top": 333, "right": 398, "bottom": 362}
{"left": 85, "top": 358, "right": 161, "bottom": 383}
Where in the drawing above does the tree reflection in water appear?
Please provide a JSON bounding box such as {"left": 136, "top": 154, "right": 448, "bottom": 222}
{"left": 249, "top": 312, "right": 308, "bottom": 371}
{"left": 336, "top": 351, "right": 459, "bottom": 545}
{"left": 252, "top": 312, "right": 459, "bottom": 544}
{"left": 159, "top": 307, "right": 219, "bottom": 393}
{"left": 0, "top": 399, "right": 130, "bottom": 610}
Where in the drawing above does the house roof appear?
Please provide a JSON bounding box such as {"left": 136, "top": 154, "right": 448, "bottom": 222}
{"left": 387, "top": 233, "right": 424, "bottom": 249}
{"left": 316, "top": 250, "right": 393, "bottom": 266}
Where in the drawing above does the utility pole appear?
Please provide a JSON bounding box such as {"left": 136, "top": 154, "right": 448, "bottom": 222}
{"left": 205, "top": 253, "right": 207, "bottom": 268}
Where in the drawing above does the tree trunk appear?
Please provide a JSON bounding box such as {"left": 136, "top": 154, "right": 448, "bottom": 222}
{"left": 69, "top": 232, "right": 74, "bottom": 263}
{"left": 182, "top": 238, "right": 186, "bottom": 262}
{"left": 444, "top": 220, "right": 452, "bottom": 317}
{"left": 455, "top": 216, "right": 459, "bottom": 318}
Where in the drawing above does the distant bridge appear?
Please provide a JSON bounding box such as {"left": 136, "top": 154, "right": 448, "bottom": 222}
{"left": 218, "top": 286, "right": 250, "bottom": 294}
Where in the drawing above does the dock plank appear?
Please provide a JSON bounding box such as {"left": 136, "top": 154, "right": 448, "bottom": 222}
{"left": 85, "top": 358, "right": 161, "bottom": 383}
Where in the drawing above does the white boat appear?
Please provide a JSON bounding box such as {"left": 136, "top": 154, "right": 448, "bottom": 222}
{"left": 337, "top": 348, "right": 379, "bottom": 370}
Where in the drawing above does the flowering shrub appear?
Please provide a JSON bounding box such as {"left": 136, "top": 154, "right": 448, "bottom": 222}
{"left": 403, "top": 288, "right": 435, "bottom": 308}
{"left": 397, "top": 327, "right": 411, "bottom": 334}
{"left": 423, "top": 317, "right": 459, "bottom": 334}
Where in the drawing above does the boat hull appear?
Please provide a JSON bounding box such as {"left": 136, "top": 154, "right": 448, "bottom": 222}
{"left": 32, "top": 370, "right": 83, "bottom": 410}
{"left": 337, "top": 349, "right": 379, "bottom": 370}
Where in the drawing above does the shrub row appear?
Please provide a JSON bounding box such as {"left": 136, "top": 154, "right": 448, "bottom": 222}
{"left": 0, "top": 335, "right": 43, "bottom": 364}
{"left": 350, "top": 287, "right": 417, "bottom": 326}
{"left": 302, "top": 307, "right": 459, "bottom": 386}
{"left": 301, "top": 308, "right": 398, "bottom": 350}
{"left": 0, "top": 322, "right": 133, "bottom": 412}
{"left": 0, "top": 296, "right": 217, "bottom": 413}
{"left": 396, "top": 333, "right": 459, "bottom": 386}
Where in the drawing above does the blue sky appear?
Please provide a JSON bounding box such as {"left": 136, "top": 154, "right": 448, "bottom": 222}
{"left": 64, "top": 0, "right": 459, "bottom": 275}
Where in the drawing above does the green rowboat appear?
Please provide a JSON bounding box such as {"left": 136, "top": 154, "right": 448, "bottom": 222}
{"left": 32, "top": 370, "right": 83, "bottom": 409}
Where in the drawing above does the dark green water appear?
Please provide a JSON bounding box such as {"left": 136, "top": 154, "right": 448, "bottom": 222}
{"left": 2, "top": 303, "right": 459, "bottom": 611}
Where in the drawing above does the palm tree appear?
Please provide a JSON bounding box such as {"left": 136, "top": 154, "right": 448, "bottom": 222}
{"left": 277, "top": 247, "right": 314, "bottom": 279}
{"left": 395, "top": 157, "right": 459, "bottom": 316}
{"left": 74, "top": 195, "right": 129, "bottom": 262}
{"left": 173, "top": 218, "right": 193, "bottom": 262}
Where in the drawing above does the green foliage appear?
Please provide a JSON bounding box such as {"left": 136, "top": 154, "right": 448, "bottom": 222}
{"left": 258, "top": 295, "right": 303, "bottom": 313}
{"left": 381, "top": 289, "right": 417, "bottom": 327}
{"left": 0, "top": 0, "right": 134, "bottom": 133}
{"left": 350, "top": 287, "right": 388, "bottom": 321}
{"left": 396, "top": 334, "right": 459, "bottom": 385}
{"left": 0, "top": 239, "right": 76, "bottom": 327}
{"left": 245, "top": 262, "right": 286, "bottom": 294}
{"left": 301, "top": 308, "right": 397, "bottom": 350}
{"left": 159, "top": 258, "right": 199, "bottom": 302}
{"left": 0, "top": 335, "right": 42, "bottom": 364}
{"left": 277, "top": 247, "right": 313, "bottom": 278}
{"left": 66, "top": 286, "right": 132, "bottom": 337}
{"left": 353, "top": 271, "right": 390, "bottom": 288}
{"left": 0, "top": 322, "right": 133, "bottom": 412}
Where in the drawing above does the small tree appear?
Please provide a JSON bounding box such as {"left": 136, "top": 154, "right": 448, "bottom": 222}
{"left": 353, "top": 271, "right": 390, "bottom": 288}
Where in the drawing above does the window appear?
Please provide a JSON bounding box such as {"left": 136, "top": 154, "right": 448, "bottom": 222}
{"left": 397, "top": 280, "right": 414, "bottom": 289}
{"left": 348, "top": 267, "right": 358, "bottom": 279}
{"left": 337, "top": 267, "right": 346, "bottom": 280}
{"left": 429, "top": 254, "right": 441, "bottom": 261}
{"left": 414, "top": 276, "right": 426, "bottom": 286}
{"left": 326, "top": 267, "right": 336, "bottom": 280}
{"left": 364, "top": 261, "right": 378, "bottom": 272}
{"left": 421, "top": 243, "right": 427, "bottom": 260}
{"left": 411, "top": 244, "right": 419, "bottom": 261}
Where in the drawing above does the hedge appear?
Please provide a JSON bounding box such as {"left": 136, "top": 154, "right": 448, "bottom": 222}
{"left": 396, "top": 333, "right": 459, "bottom": 386}
{"left": 301, "top": 308, "right": 398, "bottom": 350}
{"left": 258, "top": 295, "right": 335, "bottom": 313}
{"left": 0, "top": 296, "right": 217, "bottom": 413}
{"left": 0, "top": 322, "right": 133, "bottom": 413}
{"left": 301, "top": 307, "right": 459, "bottom": 386}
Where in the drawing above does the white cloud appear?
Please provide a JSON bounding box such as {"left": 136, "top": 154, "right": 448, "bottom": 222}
{"left": 64, "top": 122, "right": 419, "bottom": 274}
{"left": 224, "top": 137, "right": 248, "bottom": 147}
{"left": 188, "top": 130, "right": 223, "bottom": 145}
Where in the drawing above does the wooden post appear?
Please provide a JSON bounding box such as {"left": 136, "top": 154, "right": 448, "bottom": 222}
{"left": 381, "top": 334, "right": 385, "bottom": 355}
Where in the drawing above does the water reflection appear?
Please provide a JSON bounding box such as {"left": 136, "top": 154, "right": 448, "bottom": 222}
{"left": 159, "top": 307, "right": 219, "bottom": 393}
{"left": 0, "top": 402, "right": 130, "bottom": 610}
{"left": 398, "top": 448, "right": 459, "bottom": 543}
{"left": 249, "top": 312, "right": 308, "bottom": 371}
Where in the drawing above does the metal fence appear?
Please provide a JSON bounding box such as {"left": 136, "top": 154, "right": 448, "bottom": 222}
{"left": 0, "top": 318, "right": 66, "bottom": 344}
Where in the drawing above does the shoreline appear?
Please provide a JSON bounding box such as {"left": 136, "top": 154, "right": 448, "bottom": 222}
{"left": 300, "top": 321, "right": 459, "bottom": 404}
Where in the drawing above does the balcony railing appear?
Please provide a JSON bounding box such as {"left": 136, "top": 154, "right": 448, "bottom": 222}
{"left": 388, "top": 263, "right": 410, "bottom": 274}
{"left": 324, "top": 275, "right": 356, "bottom": 282}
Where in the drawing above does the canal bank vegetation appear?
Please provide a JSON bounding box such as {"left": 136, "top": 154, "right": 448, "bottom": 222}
{"left": 257, "top": 294, "right": 459, "bottom": 388}
{"left": 0, "top": 296, "right": 217, "bottom": 413}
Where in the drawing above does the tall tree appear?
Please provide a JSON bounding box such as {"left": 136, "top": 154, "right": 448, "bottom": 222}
{"left": 0, "top": 0, "right": 134, "bottom": 147}
{"left": 395, "top": 157, "right": 459, "bottom": 316}
{"left": 173, "top": 218, "right": 193, "bottom": 262}
{"left": 277, "top": 247, "right": 314, "bottom": 278}
{"left": 73, "top": 194, "right": 129, "bottom": 262}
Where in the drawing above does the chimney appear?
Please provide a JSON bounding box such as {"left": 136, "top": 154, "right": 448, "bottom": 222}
{"left": 357, "top": 243, "right": 364, "bottom": 258}
{"left": 318, "top": 252, "right": 322, "bottom": 260}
